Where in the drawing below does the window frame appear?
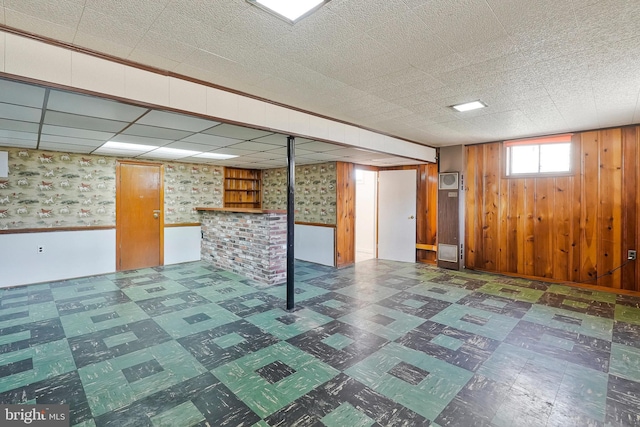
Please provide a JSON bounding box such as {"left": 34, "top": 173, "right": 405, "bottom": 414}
{"left": 503, "top": 134, "right": 576, "bottom": 179}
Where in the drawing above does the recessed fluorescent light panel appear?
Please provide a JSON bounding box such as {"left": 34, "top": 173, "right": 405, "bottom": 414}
{"left": 451, "top": 100, "right": 487, "bottom": 112}
{"left": 193, "top": 153, "right": 238, "bottom": 160}
{"left": 100, "top": 141, "right": 158, "bottom": 152}
{"left": 247, "top": 0, "right": 329, "bottom": 23}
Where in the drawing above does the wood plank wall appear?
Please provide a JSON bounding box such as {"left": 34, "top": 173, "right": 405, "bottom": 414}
{"left": 336, "top": 162, "right": 356, "bottom": 267}
{"left": 465, "top": 125, "right": 640, "bottom": 291}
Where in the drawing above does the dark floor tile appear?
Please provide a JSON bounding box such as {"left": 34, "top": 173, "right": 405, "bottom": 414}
{"left": 176, "top": 273, "right": 232, "bottom": 289}
{"left": 136, "top": 291, "right": 212, "bottom": 316}
{"left": 265, "top": 373, "right": 429, "bottom": 427}
{"left": 256, "top": 360, "right": 296, "bottom": 384}
{"left": 122, "top": 359, "right": 164, "bottom": 383}
{"left": 56, "top": 290, "right": 131, "bottom": 316}
{"left": 114, "top": 274, "right": 169, "bottom": 289}
{"left": 182, "top": 313, "right": 211, "bottom": 325}
{"left": 287, "top": 320, "right": 388, "bottom": 370}
{"left": 538, "top": 292, "right": 614, "bottom": 319}
{"left": 68, "top": 319, "right": 172, "bottom": 368}
{"left": 94, "top": 373, "right": 260, "bottom": 427}
{"left": 0, "top": 309, "right": 29, "bottom": 323}
{"left": 388, "top": 361, "right": 429, "bottom": 385}
{"left": 299, "top": 291, "right": 371, "bottom": 319}
{"left": 607, "top": 374, "right": 640, "bottom": 426}
{"left": 0, "top": 370, "right": 92, "bottom": 426}
{"left": 396, "top": 320, "right": 500, "bottom": 372}
{"left": 504, "top": 320, "right": 610, "bottom": 372}
{"left": 0, "top": 358, "right": 33, "bottom": 378}
{"left": 613, "top": 320, "right": 640, "bottom": 349}
{"left": 368, "top": 313, "right": 395, "bottom": 326}
{"left": 90, "top": 311, "right": 120, "bottom": 323}
{"left": 616, "top": 294, "right": 640, "bottom": 309}
{"left": 456, "top": 293, "right": 532, "bottom": 319}
{"left": 216, "top": 292, "right": 283, "bottom": 317}
{"left": 552, "top": 313, "right": 583, "bottom": 325}
{"left": 436, "top": 373, "right": 510, "bottom": 427}
{"left": 0, "top": 289, "right": 53, "bottom": 309}
{"left": 177, "top": 319, "right": 280, "bottom": 370}
{"left": 377, "top": 291, "right": 451, "bottom": 320}
{"left": 429, "top": 273, "right": 487, "bottom": 290}
{"left": 0, "top": 318, "right": 66, "bottom": 354}
{"left": 461, "top": 313, "right": 489, "bottom": 326}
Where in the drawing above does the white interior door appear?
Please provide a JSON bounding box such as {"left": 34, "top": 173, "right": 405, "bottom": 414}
{"left": 355, "top": 169, "right": 377, "bottom": 262}
{"left": 378, "top": 169, "right": 416, "bottom": 262}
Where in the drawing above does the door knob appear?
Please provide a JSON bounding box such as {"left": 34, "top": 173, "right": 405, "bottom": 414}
{"left": 153, "top": 209, "right": 160, "bottom": 219}
{"left": 409, "top": 215, "right": 415, "bottom": 219}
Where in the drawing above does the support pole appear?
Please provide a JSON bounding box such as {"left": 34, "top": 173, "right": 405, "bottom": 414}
{"left": 286, "top": 135, "right": 295, "bottom": 311}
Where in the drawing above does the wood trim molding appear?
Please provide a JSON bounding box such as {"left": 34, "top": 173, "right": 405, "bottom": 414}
{"left": 165, "top": 223, "right": 201, "bottom": 228}
{"left": 295, "top": 221, "right": 336, "bottom": 228}
{"left": 0, "top": 226, "right": 115, "bottom": 235}
{"left": 0, "top": 24, "right": 436, "bottom": 153}
{"left": 416, "top": 243, "right": 437, "bottom": 251}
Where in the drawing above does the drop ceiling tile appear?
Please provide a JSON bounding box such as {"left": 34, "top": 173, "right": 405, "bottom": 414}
{"left": 44, "top": 111, "right": 128, "bottom": 133}
{"left": 239, "top": 151, "right": 282, "bottom": 160}
{"left": 209, "top": 147, "right": 255, "bottom": 156}
{"left": 39, "top": 134, "right": 104, "bottom": 147}
{"left": 0, "top": 79, "right": 46, "bottom": 108}
{"left": 39, "top": 141, "right": 97, "bottom": 154}
{"left": 220, "top": 7, "right": 292, "bottom": 49}
{"left": 262, "top": 147, "right": 315, "bottom": 156}
{"left": 251, "top": 134, "right": 290, "bottom": 146}
{"left": 109, "top": 134, "right": 169, "bottom": 146}
{"left": 47, "top": 90, "right": 147, "bottom": 121}
{"left": 0, "top": 102, "right": 41, "bottom": 123}
{"left": 203, "top": 124, "right": 272, "bottom": 140}
{"left": 4, "top": 0, "right": 84, "bottom": 28}
{"left": 226, "top": 141, "right": 281, "bottom": 151}
{"left": 84, "top": 0, "right": 167, "bottom": 28}
{"left": 287, "top": 152, "right": 337, "bottom": 161}
{"left": 41, "top": 125, "right": 115, "bottom": 141}
{"left": 0, "top": 119, "right": 40, "bottom": 133}
{"left": 0, "top": 130, "right": 38, "bottom": 141}
{"left": 122, "top": 124, "right": 191, "bottom": 140}
{"left": 161, "top": 141, "right": 217, "bottom": 152}
{"left": 0, "top": 138, "right": 37, "bottom": 149}
{"left": 4, "top": 8, "right": 76, "bottom": 43}
{"left": 72, "top": 31, "right": 134, "bottom": 58}
{"left": 180, "top": 133, "right": 241, "bottom": 147}
{"left": 135, "top": 110, "right": 217, "bottom": 132}
{"left": 77, "top": 7, "right": 146, "bottom": 48}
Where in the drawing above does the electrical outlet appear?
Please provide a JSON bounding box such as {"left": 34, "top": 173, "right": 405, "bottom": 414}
{"left": 628, "top": 250, "right": 637, "bottom": 260}
{"left": 37, "top": 246, "right": 44, "bottom": 254}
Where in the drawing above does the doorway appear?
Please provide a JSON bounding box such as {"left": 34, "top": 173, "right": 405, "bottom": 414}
{"left": 355, "top": 169, "right": 377, "bottom": 262}
{"left": 378, "top": 169, "right": 417, "bottom": 262}
{"left": 116, "top": 161, "right": 164, "bottom": 271}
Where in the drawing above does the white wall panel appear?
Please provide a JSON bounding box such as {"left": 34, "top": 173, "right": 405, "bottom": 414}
{"left": 169, "top": 77, "right": 206, "bottom": 115}
{"left": 5, "top": 33, "right": 72, "bottom": 86}
{"left": 0, "top": 31, "right": 5, "bottom": 72}
{"left": 164, "top": 226, "right": 202, "bottom": 265}
{"left": 125, "top": 67, "right": 169, "bottom": 107}
{"left": 294, "top": 224, "right": 335, "bottom": 267}
{"left": 206, "top": 87, "right": 239, "bottom": 122}
{"left": 0, "top": 230, "right": 115, "bottom": 288}
{"left": 72, "top": 52, "right": 126, "bottom": 98}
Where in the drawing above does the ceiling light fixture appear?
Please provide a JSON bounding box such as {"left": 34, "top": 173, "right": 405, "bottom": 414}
{"left": 450, "top": 100, "right": 487, "bottom": 112}
{"left": 247, "top": 0, "right": 329, "bottom": 23}
{"left": 193, "top": 153, "right": 238, "bottom": 160}
{"left": 100, "top": 141, "right": 158, "bottom": 152}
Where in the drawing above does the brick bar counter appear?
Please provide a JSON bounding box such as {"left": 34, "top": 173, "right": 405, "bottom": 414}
{"left": 196, "top": 207, "right": 287, "bottom": 285}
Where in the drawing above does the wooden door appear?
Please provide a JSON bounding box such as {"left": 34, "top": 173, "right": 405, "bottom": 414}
{"left": 378, "top": 169, "right": 417, "bottom": 262}
{"left": 116, "top": 161, "right": 163, "bottom": 271}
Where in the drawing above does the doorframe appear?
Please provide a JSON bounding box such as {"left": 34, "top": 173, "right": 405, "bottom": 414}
{"left": 115, "top": 160, "right": 165, "bottom": 271}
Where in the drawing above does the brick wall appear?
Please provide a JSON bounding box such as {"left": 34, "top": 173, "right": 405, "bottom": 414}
{"left": 200, "top": 210, "right": 287, "bottom": 285}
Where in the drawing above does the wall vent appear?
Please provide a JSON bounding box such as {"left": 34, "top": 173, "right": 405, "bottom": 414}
{"left": 438, "top": 172, "right": 458, "bottom": 190}
{"left": 438, "top": 243, "right": 458, "bottom": 263}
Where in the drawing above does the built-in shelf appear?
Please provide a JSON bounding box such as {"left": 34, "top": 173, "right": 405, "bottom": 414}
{"left": 224, "top": 167, "right": 262, "bottom": 209}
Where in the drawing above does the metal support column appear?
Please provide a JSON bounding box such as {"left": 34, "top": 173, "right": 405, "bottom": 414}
{"left": 286, "top": 135, "right": 295, "bottom": 311}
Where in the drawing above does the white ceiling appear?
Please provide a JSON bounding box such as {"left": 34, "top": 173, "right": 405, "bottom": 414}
{"left": 0, "top": 78, "right": 420, "bottom": 168}
{"left": 1, "top": 0, "right": 640, "bottom": 147}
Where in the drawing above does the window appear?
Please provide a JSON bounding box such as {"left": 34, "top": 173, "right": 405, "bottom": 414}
{"left": 505, "top": 134, "right": 573, "bottom": 176}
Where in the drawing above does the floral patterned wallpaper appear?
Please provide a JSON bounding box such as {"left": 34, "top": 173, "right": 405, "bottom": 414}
{"left": 0, "top": 147, "right": 223, "bottom": 230}
{"left": 262, "top": 162, "right": 337, "bottom": 225}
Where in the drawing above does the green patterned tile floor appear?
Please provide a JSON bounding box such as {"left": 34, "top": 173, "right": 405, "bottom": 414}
{"left": 1, "top": 260, "right": 640, "bottom": 426}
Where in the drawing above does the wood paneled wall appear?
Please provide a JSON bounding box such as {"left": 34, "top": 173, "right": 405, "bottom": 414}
{"left": 417, "top": 164, "right": 439, "bottom": 263}
{"left": 465, "top": 125, "right": 639, "bottom": 291}
{"left": 336, "top": 162, "right": 356, "bottom": 268}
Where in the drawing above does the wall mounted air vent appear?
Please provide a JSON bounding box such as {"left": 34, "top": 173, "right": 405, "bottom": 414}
{"left": 439, "top": 172, "right": 459, "bottom": 190}
{"left": 438, "top": 243, "right": 458, "bottom": 263}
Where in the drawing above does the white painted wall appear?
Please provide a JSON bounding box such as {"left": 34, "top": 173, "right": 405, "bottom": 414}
{"left": 0, "top": 229, "right": 116, "bottom": 288}
{"left": 355, "top": 170, "right": 377, "bottom": 262}
{"left": 164, "top": 226, "right": 202, "bottom": 265}
{"left": 294, "top": 224, "right": 335, "bottom": 267}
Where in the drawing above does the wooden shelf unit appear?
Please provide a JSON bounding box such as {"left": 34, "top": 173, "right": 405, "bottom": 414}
{"left": 224, "top": 167, "right": 262, "bottom": 209}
